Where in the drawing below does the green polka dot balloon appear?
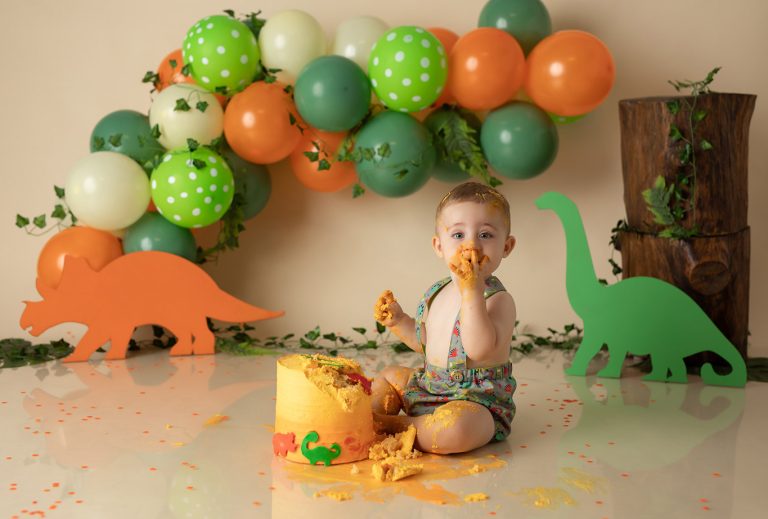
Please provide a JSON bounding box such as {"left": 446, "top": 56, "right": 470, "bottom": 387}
{"left": 151, "top": 148, "right": 234, "bottom": 228}
{"left": 182, "top": 15, "right": 261, "bottom": 95}
{"left": 368, "top": 26, "right": 447, "bottom": 113}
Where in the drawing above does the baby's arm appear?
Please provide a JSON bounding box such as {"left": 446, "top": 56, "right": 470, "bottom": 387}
{"left": 450, "top": 249, "right": 516, "bottom": 362}
{"left": 374, "top": 290, "right": 422, "bottom": 353}
{"left": 459, "top": 288, "right": 516, "bottom": 363}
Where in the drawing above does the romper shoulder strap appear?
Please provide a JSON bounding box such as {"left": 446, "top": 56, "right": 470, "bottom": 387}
{"left": 483, "top": 276, "right": 507, "bottom": 299}
{"left": 415, "top": 277, "right": 452, "bottom": 351}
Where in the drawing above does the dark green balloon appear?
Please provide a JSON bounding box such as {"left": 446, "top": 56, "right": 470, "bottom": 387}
{"left": 481, "top": 101, "right": 558, "bottom": 180}
{"left": 294, "top": 55, "right": 371, "bottom": 132}
{"left": 123, "top": 212, "right": 197, "bottom": 261}
{"left": 478, "top": 0, "right": 552, "bottom": 55}
{"left": 424, "top": 108, "right": 484, "bottom": 183}
{"left": 90, "top": 110, "right": 165, "bottom": 172}
{"left": 221, "top": 148, "right": 272, "bottom": 220}
{"left": 354, "top": 111, "right": 435, "bottom": 198}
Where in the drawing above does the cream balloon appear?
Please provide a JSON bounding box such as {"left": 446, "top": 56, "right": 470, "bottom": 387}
{"left": 65, "top": 152, "right": 151, "bottom": 231}
{"left": 258, "top": 9, "right": 327, "bottom": 84}
{"left": 149, "top": 84, "right": 224, "bottom": 150}
{"left": 332, "top": 16, "right": 389, "bottom": 71}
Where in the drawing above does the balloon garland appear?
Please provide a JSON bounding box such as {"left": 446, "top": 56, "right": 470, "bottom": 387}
{"left": 18, "top": 0, "right": 615, "bottom": 284}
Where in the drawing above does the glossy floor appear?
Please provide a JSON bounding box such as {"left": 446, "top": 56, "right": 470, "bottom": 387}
{"left": 1, "top": 347, "right": 766, "bottom": 519}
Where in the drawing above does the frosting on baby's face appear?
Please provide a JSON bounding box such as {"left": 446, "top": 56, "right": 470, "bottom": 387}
{"left": 432, "top": 201, "right": 515, "bottom": 283}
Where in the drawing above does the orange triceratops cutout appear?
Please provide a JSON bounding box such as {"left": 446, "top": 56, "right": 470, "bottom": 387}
{"left": 20, "top": 251, "right": 284, "bottom": 362}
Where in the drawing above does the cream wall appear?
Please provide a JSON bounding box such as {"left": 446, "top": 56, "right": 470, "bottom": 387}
{"left": 1, "top": 0, "right": 766, "bottom": 357}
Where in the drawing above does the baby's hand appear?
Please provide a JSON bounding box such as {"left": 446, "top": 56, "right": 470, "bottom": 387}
{"left": 374, "top": 290, "right": 404, "bottom": 327}
{"left": 450, "top": 246, "right": 490, "bottom": 290}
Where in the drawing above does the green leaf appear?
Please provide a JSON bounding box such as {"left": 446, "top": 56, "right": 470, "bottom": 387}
{"left": 377, "top": 142, "right": 391, "bottom": 158}
{"left": 318, "top": 159, "right": 331, "bottom": 171}
{"left": 322, "top": 333, "right": 338, "bottom": 341}
{"left": 668, "top": 124, "right": 683, "bottom": 142}
{"left": 700, "top": 139, "right": 713, "bottom": 151}
{"left": 693, "top": 110, "right": 707, "bottom": 122}
{"left": 352, "top": 184, "right": 365, "bottom": 198}
{"left": 666, "top": 100, "right": 680, "bottom": 115}
{"left": 288, "top": 113, "right": 297, "bottom": 126}
{"left": 51, "top": 204, "right": 67, "bottom": 219}
{"left": 54, "top": 185, "right": 65, "bottom": 199}
{"left": 33, "top": 215, "right": 46, "bottom": 228}
{"left": 92, "top": 136, "right": 105, "bottom": 151}
{"left": 142, "top": 70, "right": 159, "bottom": 84}
{"left": 376, "top": 321, "right": 386, "bottom": 334}
{"left": 304, "top": 326, "right": 321, "bottom": 341}
{"left": 192, "top": 159, "right": 206, "bottom": 169}
{"left": 223, "top": 9, "right": 235, "bottom": 17}
{"left": 174, "top": 98, "right": 191, "bottom": 111}
{"left": 303, "top": 151, "right": 319, "bottom": 162}
{"left": 151, "top": 124, "right": 161, "bottom": 139}
{"left": 108, "top": 134, "right": 123, "bottom": 147}
{"left": 196, "top": 101, "right": 209, "bottom": 113}
{"left": 15, "top": 214, "right": 29, "bottom": 228}
{"left": 181, "top": 64, "right": 191, "bottom": 77}
{"left": 352, "top": 327, "right": 366, "bottom": 336}
{"left": 169, "top": 59, "right": 177, "bottom": 70}
{"left": 394, "top": 169, "right": 408, "bottom": 180}
{"left": 187, "top": 138, "right": 199, "bottom": 152}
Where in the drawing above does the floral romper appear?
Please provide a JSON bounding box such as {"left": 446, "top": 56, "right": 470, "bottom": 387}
{"left": 401, "top": 276, "right": 516, "bottom": 441}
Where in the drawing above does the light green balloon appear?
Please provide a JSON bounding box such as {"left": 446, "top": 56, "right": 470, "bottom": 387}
{"left": 182, "top": 15, "right": 261, "bottom": 95}
{"left": 368, "top": 26, "right": 447, "bottom": 112}
{"left": 151, "top": 147, "right": 235, "bottom": 228}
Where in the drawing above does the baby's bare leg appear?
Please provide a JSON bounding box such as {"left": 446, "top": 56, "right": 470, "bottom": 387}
{"left": 376, "top": 400, "right": 496, "bottom": 454}
{"left": 371, "top": 366, "right": 414, "bottom": 415}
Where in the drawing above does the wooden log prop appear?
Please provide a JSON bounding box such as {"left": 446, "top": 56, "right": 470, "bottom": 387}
{"left": 618, "top": 93, "right": 755, "bottom": 235}
{"left": 19, "top": 251, "right": 284, "bottom": 362}
{"left": 536, "top": 192, "right": 746, "bottom": 387}
{"left": 618, "top": 229, "right": 750, "bottom": 362}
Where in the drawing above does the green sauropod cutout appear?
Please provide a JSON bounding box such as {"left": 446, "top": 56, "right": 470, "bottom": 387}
{"left": 301, "top": 431, "right": 341, "bottom": 466}
{"left": 536, "top": 192, "right": 747, "bottom": 388}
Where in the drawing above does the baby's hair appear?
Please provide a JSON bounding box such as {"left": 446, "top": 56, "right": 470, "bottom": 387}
{"left": 436, "top": 182, "right": 511, "bottom": 234}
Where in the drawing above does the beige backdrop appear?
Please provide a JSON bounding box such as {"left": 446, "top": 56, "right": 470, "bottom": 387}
{"left": 1, "top": 0, "right": 766, "bottom": 357}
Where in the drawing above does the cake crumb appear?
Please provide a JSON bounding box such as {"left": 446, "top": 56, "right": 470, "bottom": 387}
{"left": 369, "top": 424, "right": 421, "bottom": 460}
{"left": 313, "top": 489, "right": 353, "bottom": 501}
{"left": 371, "top": 457, "right": 424, "bottom": 482}
{"left": 468, "top": 463, "right": 487, "bottom": 474}
{"left": 350, "top": 464, "right": 360, "bottom": 475}
{"left": 464, "top": 492, "right": 489, "bottom": 502}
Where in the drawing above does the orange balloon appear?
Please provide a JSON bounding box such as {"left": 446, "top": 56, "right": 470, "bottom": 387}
{"left": 428, "top": 27, "right": 460, "bottom": 107}
{"left": 156, "top": 49, "right": 193, "bottom": 91}
{"left": 156, "top": 49, "right": 227, "bottom": 107}
{"left": 524, "top": 30, "right": 615, "bottom": 117}
{"left": 290, "top": 130, "right": 357, "bottom": 192}
{"left": 448, "top": 28, "right": 525, "bottom": 111}
{"left": 224, "top": 81, "right": 303, "bottom": 164}
{"left": 37, "top": 226, "right": 123, "bottom": 289}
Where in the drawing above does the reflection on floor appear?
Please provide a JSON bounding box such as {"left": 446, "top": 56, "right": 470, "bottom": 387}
{"left": 1, "top": 347, "right": 766, "bottom": 518}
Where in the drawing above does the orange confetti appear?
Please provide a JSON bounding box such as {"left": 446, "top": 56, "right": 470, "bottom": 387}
{"left": 253, "top": 501, "right": 261, "bottom": 506}
{"left": 711, "top": 472, "right": 721, "bottom": 478}
{"left": 204, "top": 414, "right": 230, "bottom": 426}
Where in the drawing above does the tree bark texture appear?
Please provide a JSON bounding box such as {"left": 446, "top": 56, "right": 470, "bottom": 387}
{"left": 619, "top": 93, "right": 755, "bottom": 235}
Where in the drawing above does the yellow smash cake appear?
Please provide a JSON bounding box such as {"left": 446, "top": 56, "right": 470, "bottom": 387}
{"left": 273, "top": 353, "right": 375, "bottom": 465}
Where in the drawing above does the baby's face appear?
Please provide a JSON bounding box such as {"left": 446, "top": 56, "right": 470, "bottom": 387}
{"left": 433, "top": 201, "right": 515, "bottom": 276}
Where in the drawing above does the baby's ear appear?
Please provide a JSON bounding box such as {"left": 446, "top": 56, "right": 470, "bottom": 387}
{"left": 432, "top": 235, "right": 444, "bottom": 258}
{"left": 503, "top": 235, "right": 516, "bottom": 257}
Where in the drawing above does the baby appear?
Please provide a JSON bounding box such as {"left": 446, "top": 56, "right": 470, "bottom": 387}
{"left": 372, "top": 181, "right": 517, "bottom": 454}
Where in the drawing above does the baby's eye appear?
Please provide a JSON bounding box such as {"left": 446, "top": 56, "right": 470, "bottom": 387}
{"left": 451, "top": 232, "right": 464, "bottom": 239}
{"left": 479, "top": 232, "right": 493, "bottom": 239}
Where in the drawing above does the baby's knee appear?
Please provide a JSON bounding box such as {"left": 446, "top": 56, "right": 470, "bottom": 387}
{"left": 378, "top": 365, "right": 412, "bottom": 389}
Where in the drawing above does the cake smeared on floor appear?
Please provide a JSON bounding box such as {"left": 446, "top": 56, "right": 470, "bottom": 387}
{"left": 369, "top": 424, "right": 424, "bottom": 481}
